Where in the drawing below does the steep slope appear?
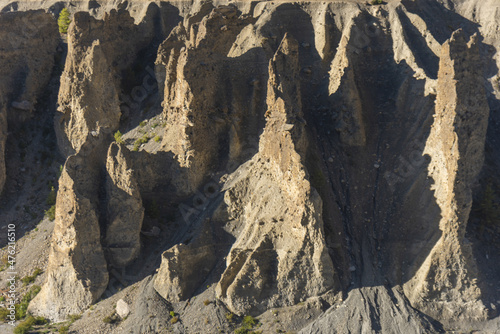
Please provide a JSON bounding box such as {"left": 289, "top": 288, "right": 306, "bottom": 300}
{"left": 0, "top": 10, "right": 59, "bottom": 194}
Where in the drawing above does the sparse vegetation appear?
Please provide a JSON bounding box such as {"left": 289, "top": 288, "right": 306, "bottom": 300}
{"left": 154, "top": 135, "right": 162, "bottom": 143}
{"left": 103, "top": 312, "right": 119, "bottom": 324}
{"left": 204, "top": 299, "right": 211, "bottom": 306}
{"left": 58, "top": 325, "right": 70, "bottom": 334}
{"left": 371, "top": 0, "right": 383, "bottom": 4}
{"left": 0, "top": 307, "right": 9, "bottom": 321}
{"left": 45, "top": 205, "right": 56, "bottom": 221}
{"left": 57, "top": 8, "right": 71, "bottom": 34}
{"left": 114, "top": 130, "right": 124, "bottom": 144}
{"left": 21, "top": 268, "right": 42, "bottom": 286}
{"left": 234, "top": 315, "right": 260, "bottom": 334}
{"left": 46, "top": 186, "right": 56, "bottom": 206}
{"left": 68, "top": 314, "right": 81, "bottom": 322}
{"left": 133, "top": 133, "right": 151, "bottom": 151}
{"left": 13, "top": 315, "right": 47, "bottom": 334}
{"left": 17, "top": 285, "right": 42, "bottom": 319}
{"left": 226, "top": 312, "right": 234, "bottom": 322}
{"left": 139, "top": 121, "right": 147, "bottom": 127}
{"left": 170, "top": 316, "right": 179, "bottom": 324}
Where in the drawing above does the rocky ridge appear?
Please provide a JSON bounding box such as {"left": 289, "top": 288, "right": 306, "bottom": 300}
{"left": 0, "top": 0, "right": 499, "bottom": 333}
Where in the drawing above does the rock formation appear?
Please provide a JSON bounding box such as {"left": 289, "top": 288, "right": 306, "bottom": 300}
{"left": 104, "top": 142, "right": 144, "bottom": 268}
{"left": 405, "top": 29, "right": 489, "bottom": 322}
{"left": 0, "top": 0, "right": 498, "bottom": 332}
{"left": 0, "top": 10, "right": 59, "bottom": 194}
{"left": 215, "top": 34, "right": 336, "bottom": 316}
{"left": 28, "top": 138, "right": 109, "bottom": 322}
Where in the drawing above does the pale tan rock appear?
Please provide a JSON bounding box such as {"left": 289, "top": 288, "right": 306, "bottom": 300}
{"left": 28, "top": 143, "right": 109, "bottom": 322}
{"left": 405, "top": 30, "right": 490, "bottom": 322}
{"left": 215, "top": 34, "right": 337, "bottom": 316}
{"left": 104, "top": 143, "right": 144, "bottom": 268}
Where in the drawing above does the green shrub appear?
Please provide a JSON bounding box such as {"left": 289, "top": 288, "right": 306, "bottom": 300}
{"left": 169, "top": 311, "right": 176, "bottom": 318}
{"left": 45, "top": 205, "right": 56, "bottom": 221}
{"left": 46, "top": 186, "right": 56, "bottom": 206}
{"left": 14, "top": 316, "right": 35, "bottom": 334}
{"left": 16, "top": 285, "right": 41, "bottom": 319}
{"left": 58, "top": 8, "right": 71, "bottom": 34}
{"left": 371, "top": 0, "right": 383, "bottom": 4}
{"left": 154, "top": 135, "right": 162, "bottom": 143}
{"left": 0, "top": 307, "right": 8, "bottom": 321}
{"left": 133, "top": 134, "right": 151, "bottom": 151}
{"left": 21, "top": 268, "right": 42, "bottom": 286}
{"left": 114, "top": 131, "right": 124, "bottom": 144}
{"left": 68, "top": 314, "right": 81, "bottom": 323}
{"left": 58, "top": 325, "right": 70, "bottom": 334}
{"left": 235, "top": 315, "right": 260, "bottom": 334}
{"left": 170, "top": 316, "right": 179, "bottom": 324}
{"left": 139, "top": 121, "right": 147, "bottom": 127}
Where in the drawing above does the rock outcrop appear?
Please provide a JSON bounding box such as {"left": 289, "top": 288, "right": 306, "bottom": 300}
{"left": 28, "top": 138, "right": 109, "bottom": 322}
{"left": 215, "top": 34, "right": 336, "bottom": 316}
{"left": 405, "top": 29, "right": 489, "bottom": 322}
{"left": 56, "top": 8, "right": 166, "bottom": 156}
{"left": 104, "top": 143, "right": 144, "bottom": 268}
{"left": 0, "top": 1, "right": 497, "bottom": 332}
{"left": 155, "top": 4, "right": 263, "bottom": 193}
{"left": 154, "top": 220, "right": 216, "bottom": 302}
{"left": 0, "top": 10, "right": 59, "bottom": 194}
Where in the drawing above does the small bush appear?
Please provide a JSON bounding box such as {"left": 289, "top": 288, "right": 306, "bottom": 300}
{"left": 169, "top": 311, "right": 176, "bottom": 318}
{"left": 203, "top": 299, "right": 211, "bottom": 306}
{"left": 226, "top": 312, "right": 234, "bottom": 322}
{"left": 114, "top": 131, "right": 124, "bottom": 144}
{"left": 235, "top": 315, "right": 260, "bottom": 334}
{"left": 46, "top": 186, "right": 56, "bottom": 206}
{"left": 170, "top": 316, "right": 179, "bottom": 324}
{"left": 133, "top": 134, "right": 151, "bottom": 151}
{"left": 58, "top": 8, "right": 71, "bottom": 34}
{"left": 21, "top": 268, "right": 42, "bottom": 286}
{"left": 139, "top": 121, "right": 147, "bottom": 127}
{"left": 45, "top": 205, "right": 56, "bottom": 221}
{"left": 154, "top": 135, "right": 162, "bottom": 143}
{"left": 371, "top": 0, "right": 383, "bottom": 4}
{"left": 68, "top": 314, "right": 81, "bottom": 323}
{"left": 0, "top": 307, "right": 9, "bottom": 321}
{"left": 16, "top": 285, "right": 41, "bottom": 319}
{"left": 58, "top": 325, "right": 70, "bottom": 334}
{"left": 103, "top": 312, "right": 119, "bottom": 324}
{"left": 14, "top": 316, "right": 35, "bottom": 334}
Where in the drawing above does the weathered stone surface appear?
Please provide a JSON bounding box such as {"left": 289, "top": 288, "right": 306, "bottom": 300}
{"left": 104, "top": 142, "right": 144, "bottom": 268}
{"left": 215, "top": 34, "right": 336, "bottom": 316}
{"left": 56, "top": 9, "right": 160, "bottom": 156}
{"left": 0, "top": 10, "right": 59, "bottom": 194}
{"left": 405, "top": 29, "right": 489, "bottom": 322}
{"left": 154, "top": 221, "right": 216, "bottom": 302}
{"left": 116, "top": 299, "right": 130, "bottom": 319}
{"left": 28, "top": 140, "right": 109, "bottom": 322}
{"left": 155, "top": 4, "right": 262, "bottom": 194}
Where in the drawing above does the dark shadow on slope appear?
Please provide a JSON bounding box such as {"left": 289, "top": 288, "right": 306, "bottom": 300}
{"left": 401, "top": 0, "right": 480, "bottom": 44}
{"left": 395, "top": 6, "right": 439, "bottom": 79}
{"left": 298, "top": 8, "right": 444, "bottom": 332}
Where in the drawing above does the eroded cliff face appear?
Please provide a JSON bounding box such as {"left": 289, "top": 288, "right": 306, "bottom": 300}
{"left": 0, "top": 10, "right": 59, "bottom": 194}
{"left": 405, "top": 29, "right": 489, "bottom": 322}
{"left": 214, "top": 34, "right": 336, "bottom": 316}
{"left": 28, "top": 138, "right": 109, "bottom": 322}
{"left": 1, "top": 0, "right": 499, "bottom": 332}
